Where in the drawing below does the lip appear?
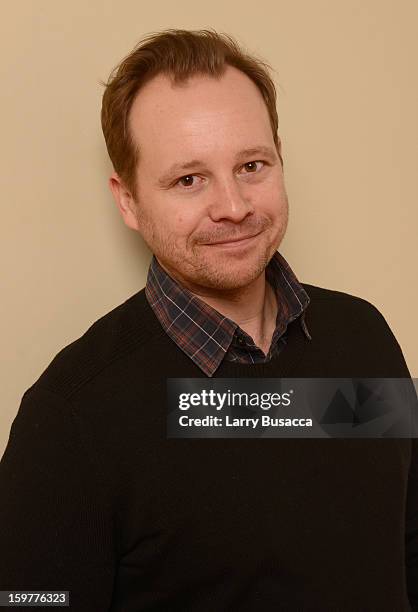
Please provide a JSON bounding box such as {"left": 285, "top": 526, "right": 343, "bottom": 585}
{"left": 204, "top": 231, "right": 262, "bottom": 247}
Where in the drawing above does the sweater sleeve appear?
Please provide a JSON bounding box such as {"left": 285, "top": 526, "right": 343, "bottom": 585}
{"left": 0, "top": 385, "right": 115, "bottom": 611}
{"left": 371, "top": 307, "right": 418, "bottom": 610}
{"left": 355, "top": 300, "right": 418, "bottom": 608}
{"left": 406, "top": 433, "right": 418, "bottom": 610}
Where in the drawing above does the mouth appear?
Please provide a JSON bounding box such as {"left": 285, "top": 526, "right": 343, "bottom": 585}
{"left": 203, "top": 231, "right": 263, "bottom": 248}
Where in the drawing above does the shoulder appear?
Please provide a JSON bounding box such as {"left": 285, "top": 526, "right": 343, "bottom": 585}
{"left": 303, "top": 282, "right": 375, "bottom": 304}
{"left": 302, "top": 282, "right": 389, "bottom": 322}
{"left": 30, "top": 288, "right": 164, "bottom": 400}
{"left": 301, "top": 283, "right": 410, "bottom": 377}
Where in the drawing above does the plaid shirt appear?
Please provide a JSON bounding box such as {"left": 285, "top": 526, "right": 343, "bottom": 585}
{"left": 145, "top": 251, "right": 311, "bottom": 377}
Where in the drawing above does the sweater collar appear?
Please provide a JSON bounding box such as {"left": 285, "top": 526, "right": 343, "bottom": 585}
{"left": 145, "top": 251, "right": 311, "bottom": 376}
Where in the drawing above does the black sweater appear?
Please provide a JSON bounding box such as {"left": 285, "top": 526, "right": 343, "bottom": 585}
{"left": 1, "top": 284, "right": 417, "bottom": 611}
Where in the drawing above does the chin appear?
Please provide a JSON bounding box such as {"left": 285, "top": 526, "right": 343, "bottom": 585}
{"left": 193, "top": 257, "right": 270, "bottom": 291}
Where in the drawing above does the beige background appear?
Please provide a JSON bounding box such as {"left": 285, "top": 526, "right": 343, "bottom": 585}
{"left": 1, "top": 0, "right": 417, "bottom": 457}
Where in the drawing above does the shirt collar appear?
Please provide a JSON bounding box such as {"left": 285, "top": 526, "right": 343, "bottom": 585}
{"left": 145, "top": 251, "right": 311, "bottom": 376}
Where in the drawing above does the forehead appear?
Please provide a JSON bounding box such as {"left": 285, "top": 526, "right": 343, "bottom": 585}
{"left": 128, "top": 66, "right": 274, "bottom": 163}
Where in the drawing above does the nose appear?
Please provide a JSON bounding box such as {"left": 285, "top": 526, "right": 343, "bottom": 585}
{"left": 207, "top": 175, "right": 255, "bottom": 223}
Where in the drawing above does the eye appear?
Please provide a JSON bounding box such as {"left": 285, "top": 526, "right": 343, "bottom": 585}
{"left": 175, "top": 175, "right": 201, "bottom": 189}
{"left": 241, "top": 160, "right": 265, "bottom": 174}
{"left": 173, "top": 160, "right": 265, "bottom": 190}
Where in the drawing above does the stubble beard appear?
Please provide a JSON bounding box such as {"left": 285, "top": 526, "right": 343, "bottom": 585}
{"left": 135, "top": 202, "right": 289, "bottom": 292}
{"left": 186, "top": 205, "right": 289, "bottom": 291}
{"left": 186, "top": 237, "right": 274, "bottom": 290}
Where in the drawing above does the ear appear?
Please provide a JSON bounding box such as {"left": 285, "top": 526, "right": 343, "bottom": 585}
{"left": 108, "top": 172, "right": 140, "bottom": 231}
{"left": 277, "top": 137, "right": 284, "bottom": 169}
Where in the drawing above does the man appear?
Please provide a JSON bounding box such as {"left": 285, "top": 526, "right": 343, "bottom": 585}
{"left": 1, "top": 29, "right": 416, "bottom": 611}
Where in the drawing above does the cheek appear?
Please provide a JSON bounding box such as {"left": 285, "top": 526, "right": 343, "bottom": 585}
{"left": 266, "top": 177, "right": 288, "bottom": 214}
{"left": 172, "top": 209, "right": 202, "bottom": 236}
{"left": 256, "top": 184, "right": 287, "bottom": 219}
{"left": 252, "top": 170, "right": 285, "bottom": 203}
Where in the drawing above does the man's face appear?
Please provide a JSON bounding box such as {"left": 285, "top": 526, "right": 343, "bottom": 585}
{"left": 112, "top": 65, "right": 289, "bottom": 294}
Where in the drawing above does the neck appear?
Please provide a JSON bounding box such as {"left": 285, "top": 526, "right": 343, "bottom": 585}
{"left": 186, "top": 272, "right": 279, "bottom": 355}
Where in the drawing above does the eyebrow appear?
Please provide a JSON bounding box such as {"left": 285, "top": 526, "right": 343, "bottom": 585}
{"left": 157, "top": 146, "right": 278, "bottom": 187}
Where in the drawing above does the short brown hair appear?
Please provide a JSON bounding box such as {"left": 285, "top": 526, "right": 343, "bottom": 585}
{"left": 101, "top": 29, "right": 281, "bottom": 200}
